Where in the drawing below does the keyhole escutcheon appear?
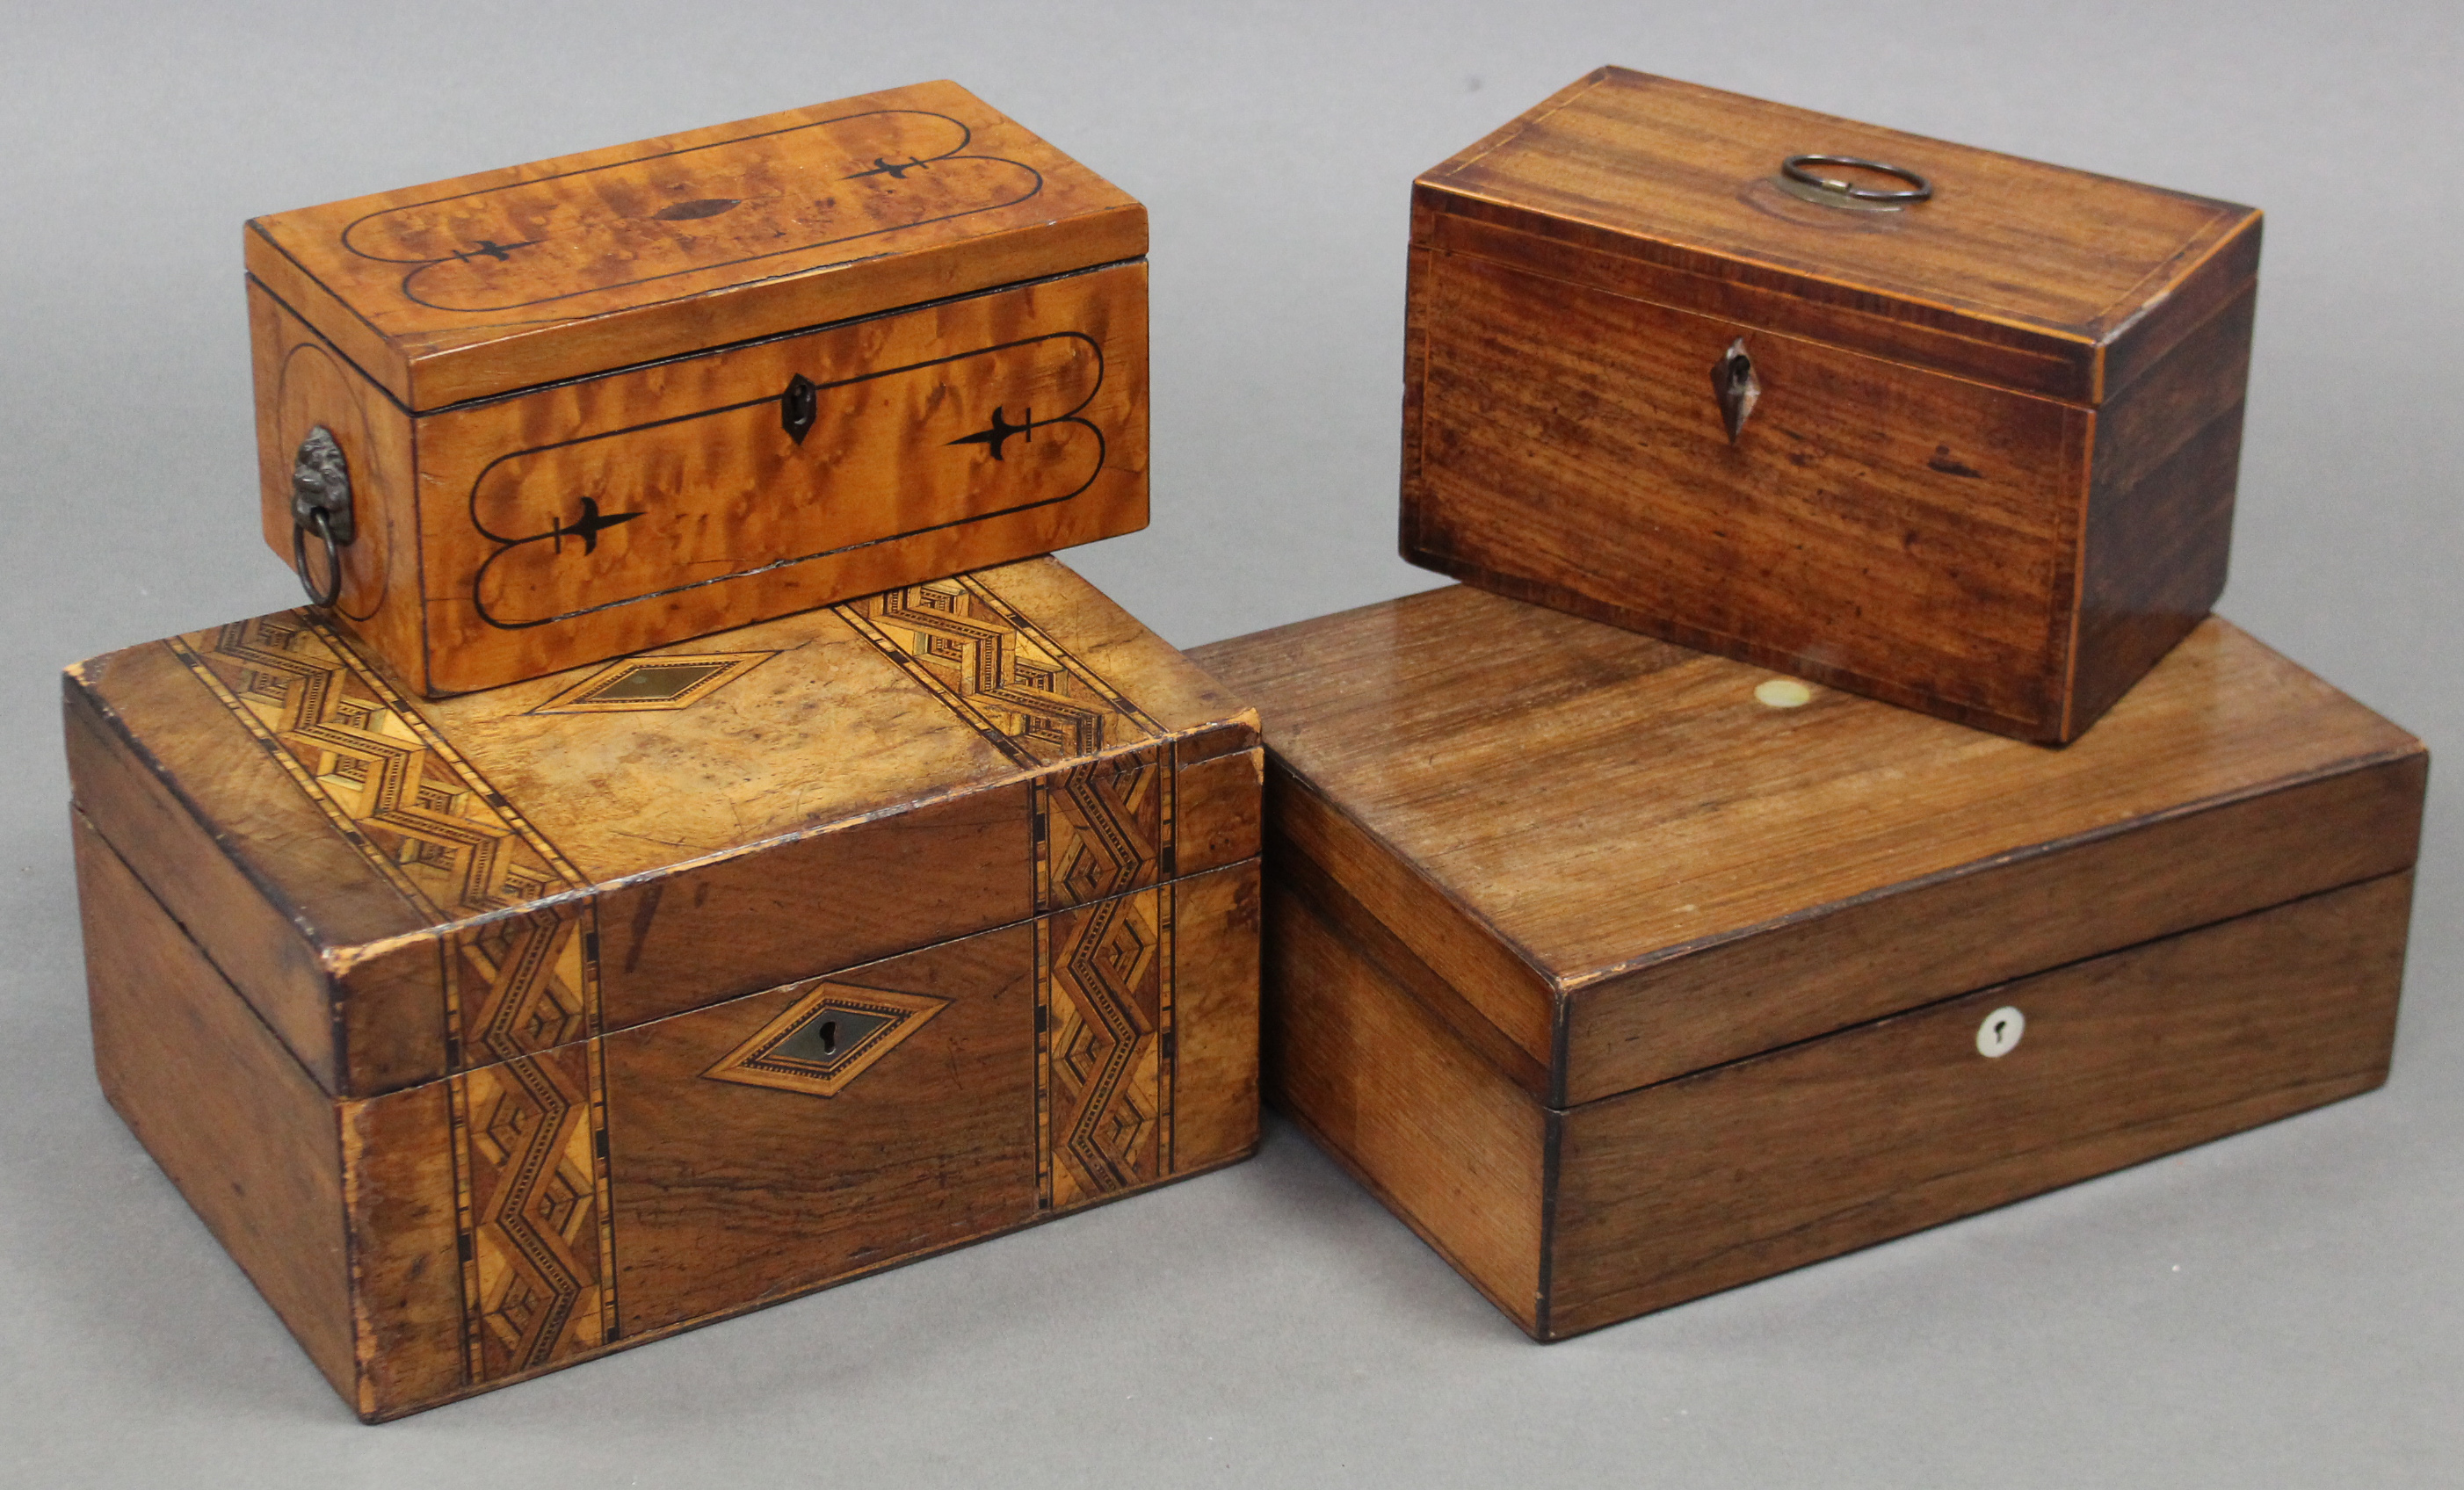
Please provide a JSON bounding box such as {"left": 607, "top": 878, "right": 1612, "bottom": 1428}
{"left": 818, "top": 1019, "right": 838, "bottom": 1055}
{"left": 1712, "top": 338, "right": 1760, "bottom": 444}
{"left": 1976, "top": 1005, "right": 2026, "bottom": 1059}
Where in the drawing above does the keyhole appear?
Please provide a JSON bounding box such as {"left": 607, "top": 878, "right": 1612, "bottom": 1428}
{"left": 1975, "top": 1005, "right": 2026, "bottom": 1059}
{"left": 818, "top": 1019, "right": 838, "bottom": 1055}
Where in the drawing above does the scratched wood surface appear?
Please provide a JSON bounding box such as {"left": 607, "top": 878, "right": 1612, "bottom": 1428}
{"left": 245, "top": 78, "right": 1145, "bottom": 409}
{"left": 66, "top": 556, "right": 1257, "bottom": 1097}
{"left": 1267, "top": 851, "right": 2410, "bottom": 1341}
{"left": 84, "top": 778, "right": 1259, "bottom": 1420}
{"left": 1402, "top": 67, "right": 2261, "bottom": 741}
{"left": 1191, "top": 586, "right": 2425, "bottom": 1105}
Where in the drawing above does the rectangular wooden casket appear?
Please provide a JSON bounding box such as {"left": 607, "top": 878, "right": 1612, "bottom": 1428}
{"left": 249, "top": 79, "right": 1149, "bottom": 695}
{"left": 1192, "top": 585, "right": 2423, "bottom": 1340}
{"left": 1402, "top": 67, "right": 2262, "bottom": 742}
{"left": 67, "top": 557, "right": 1259, "bottom": 1419}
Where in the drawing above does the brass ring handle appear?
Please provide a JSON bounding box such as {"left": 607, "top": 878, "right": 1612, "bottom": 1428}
{"left": 1777, "top": 155, "right": 1933, "bottom": 209}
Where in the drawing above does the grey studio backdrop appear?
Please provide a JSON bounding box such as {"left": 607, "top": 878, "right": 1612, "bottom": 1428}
{"left": 3, "top": 1, "right": 2457, "bottom": 1484}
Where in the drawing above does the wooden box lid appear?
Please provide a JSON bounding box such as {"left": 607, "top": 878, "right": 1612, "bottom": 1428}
{"left": 1414, "top": 68, "right": 2259, "bottom": 402}
{"left": 246, "top": 80, "right": 1145, "bottom": 411}
{"left": 1191, "top": 586, "right": 2424, "bottom": 1107}
{"left": 65, "top": 557, "right": 1257, "bottom": 1099}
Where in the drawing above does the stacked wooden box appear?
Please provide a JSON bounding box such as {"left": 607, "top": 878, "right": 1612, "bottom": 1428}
{"left": 69, "top": 82, "right": 1262, "bottom": 1420}
{"left": 1192, "top": 68, "right": 2426, "bottom": 1340}
{"left": 63, "top": 64, "right": 2428, "bottom": 1417}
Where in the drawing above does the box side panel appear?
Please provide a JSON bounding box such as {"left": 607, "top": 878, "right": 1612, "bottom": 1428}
{"left": 248, "top": 278, "right": 428, "bottom": 692}
{"left": 342, "top": 1080, "right": 463, "bottom": 1420}
{"left": 2097, "top": 215, "right": 2262, "bottom": 401}
{"left": 2067, "top": 283, "right": 2257, "bottom": 737}
{"left": 1265, "top": 874, "right": 1548, "bottom": 1334}
{"left": 75, "top": 809, "right": 358, "bottom": 1407}
{"left": 413, "top": 264, "right": 1149, "bottom": 693}
{"left": 1404, "top": 249, "right": 2087, "bottom": 740}
{"left": 67, "top": 679, "right": 343, "bottom": 1088}
{"left": 1169, "top": 860, "right": 1264, "bottom": 1172}
{"left": 1564, "top": 749, "right": 2426, "bottom": 1101}
{"left": 1272, "top": 763, "right": 1556, "bottom": 1073}
{"left": 1549, "top": 872, "right": 2412, "bottom": 1338}
{"left": 244, "top": 227, "right": 415, "bottom": 406}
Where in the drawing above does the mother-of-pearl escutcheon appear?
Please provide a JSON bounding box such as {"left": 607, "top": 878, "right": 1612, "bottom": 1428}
{"left": 1976, "top": 1005, "right": 2026, "bottom": 1058}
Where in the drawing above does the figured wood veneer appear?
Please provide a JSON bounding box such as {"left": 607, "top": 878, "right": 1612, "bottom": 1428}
{"left": 72, "top": 555, "right": 1263, "bottom": 1418}
{"left": 246, "top": 81, "right": 1151, "bottom": 694}
{"left": 1401, "top": 67, "right": 2262, "bottom": 741}
{"left": 1194, "top": 585, "right": 2424, "bottom": 1339}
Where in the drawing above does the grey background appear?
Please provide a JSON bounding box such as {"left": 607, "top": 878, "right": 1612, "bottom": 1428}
{"left": 3, "top": 0, "right": 2458, "bottom": 1482}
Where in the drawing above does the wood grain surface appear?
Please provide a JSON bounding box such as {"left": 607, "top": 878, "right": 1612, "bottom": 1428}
{"left": 1265, "top": 874, "right": 1547, "bottom": 1332}
{"left": 244, "top": 78, "right": 1145, "bottom": 409}
{"left": 1416, "top": 67, "right": 2257, "bottom": 397}
{"left": 1404, "top": 245, "right": 2086, "bottom": 734}
{"left": 1263, "top": 845, "right": 2411, "bottom": 1341}
{"left": 252, "top": 257, "right": 1148, "bottom": 695}
{"left": 76, "top": 810, "right": 358, "bottom": 1402}
{"left": 69, "top": 557, "right": 1257, "bottom": 1096}
{"left": 1192, "top": 587, "right": 2425, "bottom": 1098}
{"left": 1401, "top": 66, "right": 2262, "bottom": 741}
{"left": 1547, "top": 872, "right": 2411, "bottom": 1336}
{"left": 81, "top": 804, "right": 1257, "bottom": 1420}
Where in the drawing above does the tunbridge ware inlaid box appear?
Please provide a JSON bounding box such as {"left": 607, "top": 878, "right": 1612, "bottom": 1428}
{"left": 248, "top": 79, "right": 1149, "bottom": 695}
{"left": 1402, "top": 67, "right": 2262, "bottom": 742}
{"left": 1192, "top": 585, "right": 2422, "bottom": 1340}
{"left": 67, "top": 557, "right": 1259, "bottom": 1420}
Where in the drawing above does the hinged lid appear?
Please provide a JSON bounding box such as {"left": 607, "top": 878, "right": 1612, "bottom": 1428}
{"left": 1413, "top": 68, "right": 2259, "bottom": 403}
{"left": 65, "top": 558, "right": 1256, "bottom": 1098}
{"left": 246, "top": 80, "right": 1146, "bottom": 411}
{"left": 1193, "top": 586, "right": 2423, "bottom": 1108}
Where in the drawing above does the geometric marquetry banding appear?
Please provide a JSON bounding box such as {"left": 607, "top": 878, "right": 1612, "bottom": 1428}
{"left": 167, "top": 612, "right": 586, "bottom": 922}
{"left": 1036, "top": 882, "right": 1175, "bottom": 1212}
{"left": 703, "top": 982, "right": 950, "bottom": 1099}
{"left": 527, "top": 649, "right": 779, "bottom": 714}
{"left": 837, "top": 575, "right": 1165, "bottom": 767}
{"left": 447, "top": 1041, "right": 618, "bottom": 1385}
{"left": 169, "top": 611, "right": 616, "bottom": 1390}
{"left": 1035, "top": 743, "right": 1175, "bottom": 915}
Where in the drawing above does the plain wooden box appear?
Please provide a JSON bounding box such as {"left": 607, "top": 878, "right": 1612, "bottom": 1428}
{"left": 1193, "top": 585, "right": 2423, "bottom": 1340}
{"left": 67, "top": 557, "right": 1260, "bottom": 1419}
{"left": 1401, "top": 67, "right": 2261, "bottom": 743}
{"left": 250, "top": 79, "right": 1149, "bottom": 695}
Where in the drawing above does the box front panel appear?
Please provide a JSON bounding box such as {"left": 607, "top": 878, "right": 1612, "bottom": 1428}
{"left": 1404, "top": 250, "right": 2088, "bottom": 737}
{"left": 345, "top": 858, "right": 1257, "bottom": 1416}
{"left": 409, "top": 263, "right": 1149, "bottom": 693}
{"left": 1548, "top": 872, "right": 2412, "bottom": 1337}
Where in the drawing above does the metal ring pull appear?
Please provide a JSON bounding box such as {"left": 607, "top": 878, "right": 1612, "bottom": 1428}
{"left": 287, "top": 426, "right": 355, "bottom": 608}
{"left": 1776, "top": 155, "right": 1933, "bottom": 211}
{"left": 292, "top": 506, "right": 344, "bottom": 607}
